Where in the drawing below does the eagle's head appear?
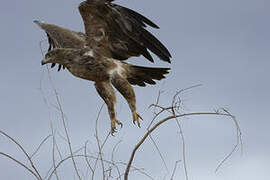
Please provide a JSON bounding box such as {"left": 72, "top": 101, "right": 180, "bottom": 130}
{"left": 41, "top": 48, "right": 80, "bottom": 66}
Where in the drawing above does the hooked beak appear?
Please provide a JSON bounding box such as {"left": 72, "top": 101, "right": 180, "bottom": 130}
{"left": 41, "top": 59, "right": 46, "bottom": 65}
{"left": 41, "top": 58, "right": 50, "bottom": 65}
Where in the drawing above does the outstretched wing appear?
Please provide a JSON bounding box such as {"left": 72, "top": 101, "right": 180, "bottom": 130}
{"left": 78, "top": 1, "right": 171, "bottom": 63}
{"left": 34, "top": 20, "right": 86, "bottom": 70}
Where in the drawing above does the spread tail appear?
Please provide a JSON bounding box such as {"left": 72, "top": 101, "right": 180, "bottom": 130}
{"left": 126, "top": 65, "right": 170, "bottom": 87}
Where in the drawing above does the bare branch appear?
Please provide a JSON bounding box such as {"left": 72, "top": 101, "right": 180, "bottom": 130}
{"left": 171, "top": 92, "right": 189, "bottom": 180}
{"left": 111, "top": 140, "right": 122, "bottom": 163}
{"left": 119, "top": 169, "right": 155, "bottom": 180}
{"left": 215, "top": 108, "right": 243, "bottom": 172}
{"left": 48, "top": 154, "right": 122, "bottom": 180}
{"left": 170, "top": 160, "right": 181, "bottom": 180}
{"left": 93, "top": 103, "right": 106, "bottom": 180}
{"left": 84, "top": 141, "right": 94, "bottom": 176}
{"left": 111, "top": 140, "right": 122, "bottom": 180}
{"left": 147, "top": 105, "right": 178, "bottom": 128}
{"left": 50, "top": 124, "right": 60, "bottom": 180}
{"left": 30, "top": 134, "right": 52, "bottom": 159}
{"left": 149, "top": 135, "right": 169, "bottom": 172}
{"left": 0, "top": 152, "right": 40, "bottom": 180}
{"left": 101, "top": 132, "right": 111, "bottom": 150}
{"left": 152, "top": 90, "right": 164, "bottom": 115}
{"left": 124, "top": 112, "right": 236, "bottom": 180}
{"left": 174, "top": 118, "right": 189, "bottom": 180}
{"left": 54, "top": 135, "right": 63, "bottom": 160}
{"left": 0, "top": 130, "right": 42, "bottom": 180}
{"left": 46, "top": 66, "right": 81, "bottom": 180}
{"left": 113, "top": 161, "right": 154, "bottom": 180}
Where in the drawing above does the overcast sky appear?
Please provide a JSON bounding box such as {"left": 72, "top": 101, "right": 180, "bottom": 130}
{"left": 0, "top": 0, "right": 269, "bottom": 179}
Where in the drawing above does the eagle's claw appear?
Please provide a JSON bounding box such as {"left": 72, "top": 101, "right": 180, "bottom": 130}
{"left": 119, "top": 122, "right": 123, "bottom": 128}
{"left": 111, "top": 118, "right": 122, "bottom": 135}
{"left": 132, "top": 112, "right": 143, "bottom": 128}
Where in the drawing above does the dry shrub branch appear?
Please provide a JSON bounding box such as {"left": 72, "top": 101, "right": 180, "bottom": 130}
{"left": 0, "top": 83, "right": 242, "bottom": 180}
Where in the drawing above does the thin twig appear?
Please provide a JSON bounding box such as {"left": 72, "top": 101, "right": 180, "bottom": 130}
{"left": 44, "top": 166, "right": 54, "bottom": 180}
{"left": 171, "top": 92, "right": 189, "bottom": 180}
{"left": 147, "top": 90, "right": 164, "bottom": 130}
{"left": 30, "top": 134, "right": 52, "bottom": 158}
{"left": 48, "top": 155, "right": 121, "bottom": 180}
{"left": 147, "top": 105, "right": 179, "bottom": 129}
{"left": 114, "top": 161, "right": 153, "bottom": 180}
{"left": 149, "top": 135, "right": 169, "bottom": 172}
{"left": 152, "top": 90, "right": 164, "bottom": 116}
{"left": 54, "top": 138, "right": 63, "bottom": 161}
{"left": 74, "top": 146, "right": 85, "bottom": 155}
{"left": 124, "top": 112, "right": 236, "bottom": 180}
{"left": 84, "top": 141, "right": 94, "bottom": 176}
{"left": 93, "top": 103, "right": 106, "bottom": 180}
{"left": 111, "top": 140, "right": 122, "bottom": 180}
{"left": 50, "top": 123, "right": 60, "bottom": 180}
{"left": 174, "top": 117, "right": 188, "bottom": 180}
{"left": 0, "top": 130, "right": 42, "bottom": 180}
{"left": 56, "top": 131, "right": 68, "bottom": 143}
{"left": 0, "top": 152, "right": 40, "bottom": 180}
{"left": 46, "top": 66, "right": 81, "bottom": 180}
{"left": 119, "top": 169, "right": 155, "bottom": 180}
{"left": 111, "top": 140, "right": 122, "bottom": 163}
{"left": 215, "top": 108, "right": 243, "bottom": 172}
{"left": 170, "top": 160, "right": 181, "bottom": 180}
{"left": 101, "top": 132, "right": 110, "bottom": 150}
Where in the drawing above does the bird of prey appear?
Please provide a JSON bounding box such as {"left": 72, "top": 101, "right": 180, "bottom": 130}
{"left": 36, "top": 0, "right": 171, "bottom": 134}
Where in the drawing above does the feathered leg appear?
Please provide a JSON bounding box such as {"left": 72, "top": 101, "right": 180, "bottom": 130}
{"left": 94, "top": 81, "right": 122, "bottom": 134}
{"left": 111, "top": 75, "right": 142, "bottom": 127}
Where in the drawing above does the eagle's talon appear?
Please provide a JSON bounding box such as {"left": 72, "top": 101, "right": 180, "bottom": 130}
{"left": 110, "top": 127, "right": 117, "bottom": 135}
{"left": 132, "top": 112, "right": 142, "bottom": 128}
{"left": 111, "top": 118, "right": 122, "bottom": 135}
{"left": 137, "top": 113, "right": 143, "bottom": 121}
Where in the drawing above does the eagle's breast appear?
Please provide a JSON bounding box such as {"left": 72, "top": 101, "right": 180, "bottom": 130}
{"left": 107, "top": 59, "right": 126, "bottom": 79}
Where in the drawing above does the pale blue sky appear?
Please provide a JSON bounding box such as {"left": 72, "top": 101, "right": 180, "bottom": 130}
{"left": 0, "top": 0, "right": 269, "bottom": 179}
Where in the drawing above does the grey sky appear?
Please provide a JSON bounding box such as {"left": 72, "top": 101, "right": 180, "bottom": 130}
{"left": 0, "top": 0, "right": 269, "bottom": 179}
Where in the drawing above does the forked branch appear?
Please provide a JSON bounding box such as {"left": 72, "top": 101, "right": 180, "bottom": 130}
{"left": 124, "top": 111, "right": 240, "bottom": 180}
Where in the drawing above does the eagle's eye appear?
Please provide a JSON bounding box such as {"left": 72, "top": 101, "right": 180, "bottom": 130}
{"left": 45, "top": 53, "right": 51, "bottom": 59}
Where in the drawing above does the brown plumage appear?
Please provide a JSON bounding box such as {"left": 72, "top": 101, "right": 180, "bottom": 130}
{"left": 79, "top": 0, "right": 171, "bottom": 63}
{"left": 41, "top": 48, "right": 170, "bottom": 133}
{"left": 35, "top": 1, "right": 172, "bottom": 63}
{"left": 34, "top": 20, "right": 86, "bottom": 71}
{"left": 36, "top": 0, "right": 172, "bottom": 134}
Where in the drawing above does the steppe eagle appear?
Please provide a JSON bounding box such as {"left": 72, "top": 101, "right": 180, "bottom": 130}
{"left": 36, "top": 0, "right": 171, "bottom": 134}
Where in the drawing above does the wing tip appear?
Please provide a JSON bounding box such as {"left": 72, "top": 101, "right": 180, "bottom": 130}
{"left": 160, "top": 56, "right": 171, "bottom": 63}
{"left": 151, "top": 24, "right": 160, "bottom": 29}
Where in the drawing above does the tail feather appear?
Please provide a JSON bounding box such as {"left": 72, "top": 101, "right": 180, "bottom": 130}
{"left": 126, "top": 65, "right": 170, "bottom": 87}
